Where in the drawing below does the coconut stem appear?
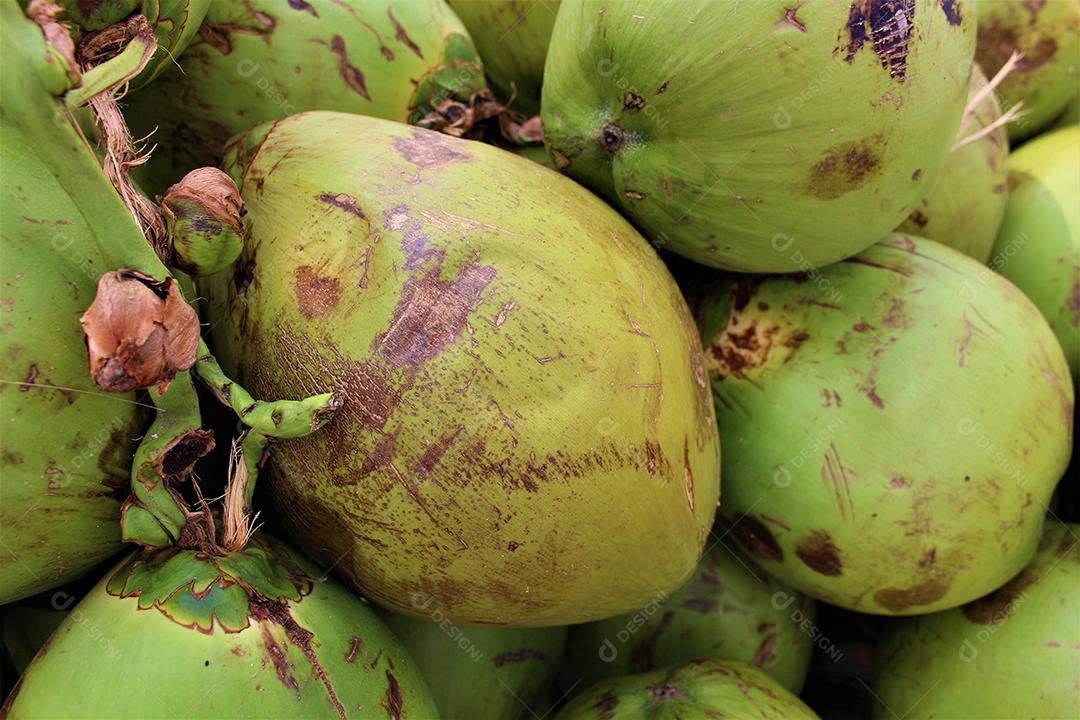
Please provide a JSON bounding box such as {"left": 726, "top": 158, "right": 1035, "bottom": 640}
{"left": 120, "top": 371, "right": 215, "bottom": 547}
{"left": 75, "top": 16, "right": 167, "bottom": 255}
{"left": 192, "top": 339, "right": 340, "bottom": 439}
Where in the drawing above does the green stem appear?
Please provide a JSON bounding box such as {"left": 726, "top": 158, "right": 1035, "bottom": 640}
{"left": 120, "top": 372, "right": 213, "bottom": 547}
{"left": 63, "top": 29, "right": 155, "bottom": 109}
{"left": 192, "top": 340, "right": 339, "bottom": 439}
{"left": 240, "top": 430, "right": 269, "bottom": 509}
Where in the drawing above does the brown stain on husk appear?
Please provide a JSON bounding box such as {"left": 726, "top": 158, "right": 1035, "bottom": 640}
{"left": 939, "top": 0, "right": 962, "bottom": 25}
{"left": 795, "top": 530, "right": 844, "bottom": 576}
{"left": 807, "top": 136, "right": 884, "bottom": 199}
{"left": 392, "top": 129, "right": 473, "bottom": 168}
{"left": 382, "top": 669, "right": 403, "bottom": 719}
{"left": 329, "top": 35, "right": 371, "bottom": 100}
{"left": 374, "top": 263, "right": 497, "bottom": 367}
{"left": 874, "top": 577, "right": 949, "bottom": 612}
{"left": 292, "top": 266, "right": 342, "bottom": 319}
{"left": 835, "top": 1, "right": 916, "bottom": 82}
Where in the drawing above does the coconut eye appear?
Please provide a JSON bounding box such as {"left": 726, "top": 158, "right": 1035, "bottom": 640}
{"left": 599, "top": 124, "right": 624, "bottom": 152}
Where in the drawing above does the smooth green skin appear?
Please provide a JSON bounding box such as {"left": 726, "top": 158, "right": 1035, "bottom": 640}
{"left": 385, "top": 612, "right": 567, "bottom": 720}
{"left": 0, "top": 0, "right": 182, "bottom": 603}
{"left": 3, "top": 536, "right": 436, "bottom": 719}
{"left": 554, "top": 659, "right": 819, "bottom": 720}
{"left": 564, "top": 541, "right": 814, "bottom": 694}
{"left": 699, "top": 234, "right": 1074, "bottom": 615}
{"left": 990, "top": 125, "right": 1080, "bottom": 376}
{"left": 448, "top": 0, "right": 559, "bottom": 114}
{"left": 873, "top": 521, "right": 1080, "bottom": 719}
{"left": 540, "top": 0, "right": 975, "bottom": 272}
{"left": 201, "top": 111, "right": 721, "bottom": 627}
{"left": 975, "top": 0, "right": 1080, "bottom": 142}
{"left": 126, "top": 0, "right": 488, "bottom": 195}
{"left": 897, "top": 65, "right": 1008, "bottom": 263}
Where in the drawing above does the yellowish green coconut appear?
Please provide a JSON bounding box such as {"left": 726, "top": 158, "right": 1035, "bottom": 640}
{"left": 201, "top": 112, "right": 721, "bottom": 627}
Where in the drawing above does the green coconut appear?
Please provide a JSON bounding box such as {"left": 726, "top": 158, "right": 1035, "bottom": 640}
{"left": 563, "top": 540, "right": 814, "bottom": 694}
{"left": 447, "top": 0, "right": 559, "bottom": 114}
{"left": 873, "top": 521, "right": 1079, "bottom": 719}
{"left": 540, "top": 0, "right": 975, "bottom": 272}
{"left": 554, "top": 658, "right": 819, "bottom": 720}
{"left": 975, "top": 0, "right": 1080, "bottom": 142}
{"left": 385, "top": 612, "right": 567, "bottom": 719}
{"left": 697, "top": 234, "right": 1073, "bottom": 615}
{"left": 125, "top": 0, "right": 489, "bottom": 195}
{"left": 896, "top": 64, "right": 1009, "bottom": 262}
{"left": 989, "top": 125, "right": 1079, "bottom": 376}
{"left": 0, "top": 1, "right": 171, "bottom": 603}
{"left": 1, "top": 535, "right": 436, "bottom": 718}
{"left": 200, "top": 111, "right": 721, "bottom": 627}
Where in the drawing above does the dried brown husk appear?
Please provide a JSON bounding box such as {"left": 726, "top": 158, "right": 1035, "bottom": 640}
{"left": 80, "top": 270, "right": 199, "bottom": 393}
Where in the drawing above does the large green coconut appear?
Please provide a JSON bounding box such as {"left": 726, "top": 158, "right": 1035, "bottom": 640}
{"left": 697, "top": 234, "right": 1073, "bottom": 615}
{"left": 0, "top": 1, "right": 167, "bottom": 603}
{"left": 125, "top": 0, "right": 489, "bottom": 195}
{"left": 563, "top": 539, "right": 814, "bottom": 694}
{"left": 1, "top": 535, "right": 436, "bottom": 718}
{"left": 385, "top": 612, "right": 567, "bottom": 719}
{"left": 554, "top": 658, "right": 819, "bottom": 720}
{"left": 200, "top": 111, "right": 720, "bottom": 627}
{"left": 540, "top": 0, "right": 976, "bottom": 272}
{"left": 975, "top": 0, "right": 1080, "bottom": 142}
{"left": 896, "top": 64, "right": 1009, "bottom": 262}
{"left": 989, "top": 125, "right": 1079, "bottom": 376}
{"left": 873, "top": 521, "right": 1079, "bottom": 719}
{"left": 447, "top": 0, "right": 560, "bottom": 114}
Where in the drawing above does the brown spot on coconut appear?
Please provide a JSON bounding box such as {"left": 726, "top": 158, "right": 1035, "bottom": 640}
{"left": 874, "top": 578, "right": 950, "bottom": 613}
{"left": 794, "top": 531, "right": 844, "bottom": 576}
{"left": 807, "top": 137, "right": 884, "bottom": 199}
{"left": 292, "top": 266, "right": 342, "bottom": 319}
{"left": 392, "top": 129, "right": 473, "bottom": 168}
{"left": 329, "top": 35, "right": 370, "bottom": 100}
{"left": 835, "top": 1, "right": 915, "bottom": 82}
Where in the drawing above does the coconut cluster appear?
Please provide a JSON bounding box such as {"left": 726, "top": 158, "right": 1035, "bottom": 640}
{"left": 1, "top": 1, "right": 1076, "bottom": 718}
